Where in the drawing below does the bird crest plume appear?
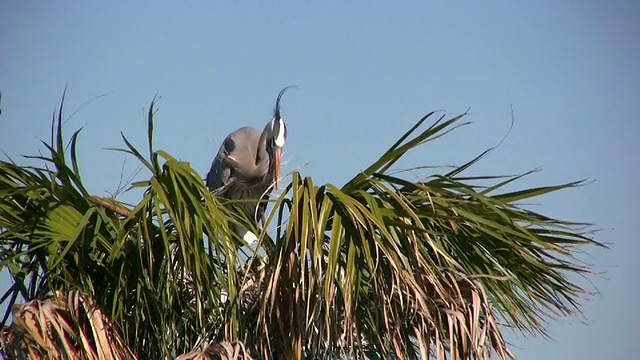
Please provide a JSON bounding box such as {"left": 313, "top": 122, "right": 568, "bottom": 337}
{"left": 273, "top": 85, "right": 296, "bottom": 121}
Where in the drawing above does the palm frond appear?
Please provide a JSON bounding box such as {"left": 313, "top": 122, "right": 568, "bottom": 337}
{"left": 176, "top": 340, "right": 254, "bottom": 360}
{"left": 252, "top": 112, "right": 602, "bottom": 359}
{"left": 0, "top": 289, "right": 135, "bottom": 359}
{"left": 0, "top": 100, "right": 247, "bottom": 358}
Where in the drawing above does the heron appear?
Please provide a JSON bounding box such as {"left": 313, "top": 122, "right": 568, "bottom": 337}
{"left": 206, "top": 87, "right": 293, "bottom": 242}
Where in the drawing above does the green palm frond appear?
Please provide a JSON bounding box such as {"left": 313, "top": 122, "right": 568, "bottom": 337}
{"left": 0, "top": 97, "right": 603, "bottom": 359}
{"left": 253, "top": 115, "right": 599, "bottom": 359}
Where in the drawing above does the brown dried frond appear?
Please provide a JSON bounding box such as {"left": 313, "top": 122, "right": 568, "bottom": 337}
{"left": 176, "top": 341, "right": 254, "bottom": 360}
{"left": 0, "top": 290, "right": 135, "bottom": 360}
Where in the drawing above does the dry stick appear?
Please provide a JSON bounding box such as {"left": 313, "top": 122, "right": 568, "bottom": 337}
{"left": 287, "top": 161, "right": 310, "bottom": 175}
{"left": 89, "top": 196, "right": 131, "bottom": 217}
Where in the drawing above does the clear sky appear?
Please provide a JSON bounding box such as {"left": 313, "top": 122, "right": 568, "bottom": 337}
{"left": 1, "top": 1, "right": 638, "bottom": 358}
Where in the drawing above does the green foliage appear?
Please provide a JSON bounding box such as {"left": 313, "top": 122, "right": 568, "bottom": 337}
{"left": 0, "top": 97, "right": 603, "bottom": 359}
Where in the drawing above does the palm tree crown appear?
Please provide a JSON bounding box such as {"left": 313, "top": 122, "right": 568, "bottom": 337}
{"left": 0, "top": 96, "right": 603, "bottom": 359}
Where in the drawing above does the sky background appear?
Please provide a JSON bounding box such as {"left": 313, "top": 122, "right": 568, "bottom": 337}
{"left": 1, "top": 1, "right": 638, "bottom": 358}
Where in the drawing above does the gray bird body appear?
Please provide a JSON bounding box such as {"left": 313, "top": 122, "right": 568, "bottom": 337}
{"left": 206, "top": 125, "right": 273, "bottom": 225}
{"left": 206, "top": 87, "right": 292, "bottom": 234}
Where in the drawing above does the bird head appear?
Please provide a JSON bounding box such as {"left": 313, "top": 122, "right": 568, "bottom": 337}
{"left": 266, "top": 86, "right": 294, "bottom": 189}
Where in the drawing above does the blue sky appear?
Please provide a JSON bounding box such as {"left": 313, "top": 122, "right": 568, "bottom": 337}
{"left": 1, "top": 1, "right": 638, "bottom": 358}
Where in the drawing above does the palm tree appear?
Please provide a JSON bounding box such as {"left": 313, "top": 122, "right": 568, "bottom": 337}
{"left": 0, "top": 95, "right": 603, "bottom": 359}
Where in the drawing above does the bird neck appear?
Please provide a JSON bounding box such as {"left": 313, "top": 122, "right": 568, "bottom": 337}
{"left": 254, "top": 149, "right": 273, "bottom": 180}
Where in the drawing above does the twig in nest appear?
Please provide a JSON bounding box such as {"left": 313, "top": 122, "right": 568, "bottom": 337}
{"left": 89, "top": 196, "right": 131, "bottom": 217}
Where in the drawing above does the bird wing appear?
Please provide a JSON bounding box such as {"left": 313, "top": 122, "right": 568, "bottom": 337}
{"left": 206, "top": 127, "right": 262, "bottom": 193}
{"left": 206, "top": 133, "right": 235, "bottom": 192}
{"left": 206, "top": 153, "right": 231, "bottom": 194}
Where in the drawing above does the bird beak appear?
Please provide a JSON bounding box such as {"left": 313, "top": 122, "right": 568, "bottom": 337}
{"left": 274, "top": 147, "right": 282, "bottom": 189}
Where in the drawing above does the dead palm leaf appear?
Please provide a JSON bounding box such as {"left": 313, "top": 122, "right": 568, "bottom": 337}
{"left": 0, "top": 290, "right": 135, "bottom": 360}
